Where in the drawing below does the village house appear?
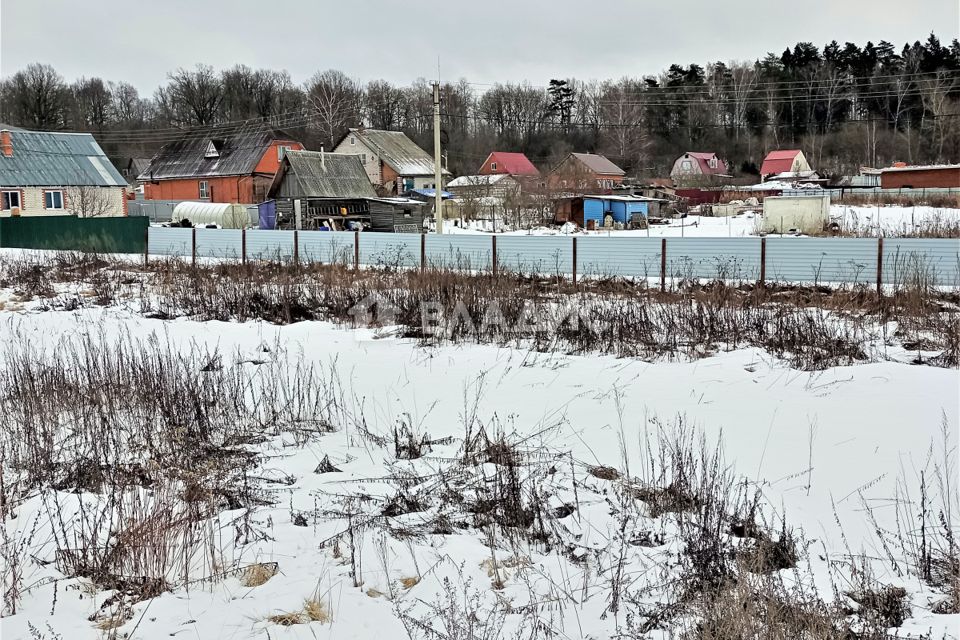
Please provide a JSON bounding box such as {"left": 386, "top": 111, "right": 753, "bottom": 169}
{"left": 759, "top": 149, "right": 812, "bottom": 181}
{"left": 268, "top": 150, "right": 423, "bottom": 232}
{"left": 549, "top": 152, "right": 625, "bottom": 192}
{"left": 477, "top": 152, "right": 540, "bottom": 177}
{"left": 670, "top": 152, "right": 729, "bottom": 185}
{"left": 139, "top": 126, "right": 303, "bottom": 204}
{"left": 879, "top": 163, "right": 960, "bottom": 189}
{"left": 447, "top": 174, "right": 521, "bottom": 200}
{"left": 333, "top": 127, "right": 449, "bottom": 195}
{"left": 0, "top": 128, "right": 129, "bottom": 217}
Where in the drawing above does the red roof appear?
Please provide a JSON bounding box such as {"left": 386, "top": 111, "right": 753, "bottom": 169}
{"left": 682, "top": 152, "right": 727, "bottom": 175}
{"left": 480, "top": 152, "right": 540, "bottom": 176}
{"left": 760, "top": 149, "right": 803, "bottom": 175}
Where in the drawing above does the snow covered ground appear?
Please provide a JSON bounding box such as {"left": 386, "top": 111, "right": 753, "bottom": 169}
{"left": 0, "top": 263, "right": 957, "bottom": 639}
{"left": 446, "top": 205, "right": 960, "bottom": 238}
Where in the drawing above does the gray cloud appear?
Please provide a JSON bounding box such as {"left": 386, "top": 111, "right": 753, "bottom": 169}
{"left": 2, "top": 0, "right": 957, "bottom": 92}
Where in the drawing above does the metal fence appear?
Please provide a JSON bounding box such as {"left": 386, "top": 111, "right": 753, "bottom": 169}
{"left": 0, "top": 215, "right": 148, "bottom": 253}
{"left": 145, "top": 227, "right": 960, "bottom": 288}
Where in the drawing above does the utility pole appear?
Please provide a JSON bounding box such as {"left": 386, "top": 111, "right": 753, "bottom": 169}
{"left": 433, "top": 82, "right": 443, "bottom": 234}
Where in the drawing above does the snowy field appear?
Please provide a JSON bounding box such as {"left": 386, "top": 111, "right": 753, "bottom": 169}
{"left": 0, "top": 259, "right": 958, "bottom": 639}
{"left": 447, "top": 205, "right": 960, "bottom": 238}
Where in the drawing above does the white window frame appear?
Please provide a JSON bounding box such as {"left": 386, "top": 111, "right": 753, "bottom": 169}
{"left": 2, "top": 190, "right": 20, "bottom": 211}
{"left": 708, "top": 157, "right": 718, "bottom": 169}
{"left": 277, "top": 145, "right": 291, "bottom": 161}
{"left": 361, "top": 153, "right": 367, "bottom": 164}
{"left": 681, "top": 160, "right": 692, "bottom": 171}
{"left": 198, "top": 180, "right": 209, "bottom": 199}
{"left": 490, "top": 162, "right": 497, "bottom": 171}
{"left": 45, "top": 190, "right": 64, "bottom": 210}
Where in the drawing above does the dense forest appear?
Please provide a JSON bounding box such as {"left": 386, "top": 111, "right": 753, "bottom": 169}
{"left": 1, "top": 34, "right": 958, "bottom": 180}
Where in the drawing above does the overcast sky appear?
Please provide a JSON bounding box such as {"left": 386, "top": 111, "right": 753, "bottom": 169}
{"left": 2, "top": 0, "right": 958, "bottom": 92}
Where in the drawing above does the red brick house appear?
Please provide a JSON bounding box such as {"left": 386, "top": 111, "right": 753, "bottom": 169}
{"left": 477, "top": 152, "right": 540, "bottom": 177}
{"left": 548, "top": 152, "right": 625, "bottom": 192}
{"left": 880, "top": 164, "right": 960, "bottom": 189}
{"left": 139, "top": 127, "right": 303, "bottom": 204}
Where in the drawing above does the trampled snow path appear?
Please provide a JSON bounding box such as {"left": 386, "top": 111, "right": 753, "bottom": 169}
{"left": 1, "top": 307, "right": 957, "bottom": 639}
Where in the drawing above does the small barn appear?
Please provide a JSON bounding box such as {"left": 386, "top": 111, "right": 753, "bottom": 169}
{"left": 880, "top": 164, "right": 960, "bottom": 189}
{"left": 760, "top": 150, "right": 812, "bottom": 180}
{"left": 268, "top": 150, "right": 423, "bottom": 231}
{"left": 555, "top": 195, "right": 659, "bottom": 228}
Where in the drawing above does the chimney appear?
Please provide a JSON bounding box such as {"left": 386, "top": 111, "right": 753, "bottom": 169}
{"left": 1, "top": 130, "right": 12, "bottom": 157}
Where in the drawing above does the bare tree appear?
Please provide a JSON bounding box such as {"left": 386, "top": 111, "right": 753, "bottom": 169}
{"left": 155, "top": 64, "right": 224, "bottom": 126}
{"left": 306, "top": 70, "right": 361, "bottom": 147}
{"left": 71, "top": 77, "right": 112, "bottom": 132}
{"left": 0, "top": 63, "right": 69, "bottom": 130}
{"left": 68, "top": 185, "right": 120, "bottom": 217}
{"left": 109, "top": 82, "right": 152, "bottom": 126}
{"left": 918, "top": 70, "right": 958, "bottom": 161}
{"left": 728, "top": 62, "right": 757, "bottom": 140}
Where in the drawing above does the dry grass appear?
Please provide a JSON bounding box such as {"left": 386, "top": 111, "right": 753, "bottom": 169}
{"left": 266, "top": 597, "right": 331, "bottom": 626}
{"left": 241, "top": 562, "right": 278, "bottom": 588}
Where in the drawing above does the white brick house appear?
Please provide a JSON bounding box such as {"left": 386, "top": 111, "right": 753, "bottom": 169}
{"left": 0, "top": 128, "right": 128, "bottom": 217}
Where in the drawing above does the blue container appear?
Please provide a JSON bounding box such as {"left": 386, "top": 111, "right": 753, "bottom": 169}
{"left": 258, "top": 200, "right": 277, "bottom": 230}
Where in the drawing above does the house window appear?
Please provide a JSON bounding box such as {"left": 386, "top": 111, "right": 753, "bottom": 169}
{"left": 708, "top": 157, "right": 718, "bottom": 169}
{"left": 2, "top": 190, "right": 20, "bottom": 211}
{"left": 199, "top": 181, "right": 209, "bottom": 199}
{"left": 350, "top": 137, "right": 355, "bottom": 145}
{"left": 490, "top": 162, "right": 497, "bottom": 171}
{"left": 361, "top": 154, "right": 367, "bottom": 164}
{"left": 44, "top": 190, "right": 64, "bottom": 210}
{"left": 681, "top": 160, "right": 692, "bottom": 171}
{"left": 277, "top": 145, "right": 291, "bottom": 161}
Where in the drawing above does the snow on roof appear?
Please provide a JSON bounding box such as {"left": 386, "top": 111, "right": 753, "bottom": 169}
{"left": 880, "top": 163, "right": 960, "bottom": 173}
{"left": 447, "top": 174, "right": 512, "bottom": 188}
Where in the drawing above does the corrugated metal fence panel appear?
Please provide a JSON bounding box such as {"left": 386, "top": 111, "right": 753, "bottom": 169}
{"left": 147, "top": 227, "right": 193, "bottom": 257}
{"left": 496, "top": 236, "right": 573, "bottom": 275}
{"left": 576, "top": 237, "right": 661, "bottom": 279}
{"left": 667, "top": 238, "right": 762, "bottom": 280}
{"left": 194, "top": 228, "right": 242, "bottom": 259}
{"left": 298, "top": 231, "right": 355, "bottom": 265}
{"left": 359, "top": 233, "right": 421, "bottom": 269}
{"left": 883, "top": 238, "right": 960, "bottom": 287}
{"left": 426, "top": 235, "right": 493, "bottom": 271}
{"left": 246, "top": 230, "right": 295, "bottom": 261}
{"left": 766, "top": 238, "right": 878, "bottom": 284}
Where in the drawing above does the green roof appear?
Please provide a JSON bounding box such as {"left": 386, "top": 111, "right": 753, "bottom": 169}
{"left": 0, "top": 129, "right": 127, "bottom": 188}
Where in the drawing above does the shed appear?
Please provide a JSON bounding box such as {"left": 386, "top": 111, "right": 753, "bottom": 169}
{"left": 879, "top": 164, "right": 960, "bottom": 189}
{"left": 555, "top": 195, "right": 659, "bottom": 228}
{"left": 761, "top": 194, "right": 830, "bottom": 234}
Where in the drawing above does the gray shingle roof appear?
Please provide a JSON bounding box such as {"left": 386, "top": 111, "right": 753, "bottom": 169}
{"left": 346, "top": 128, "right": 447, "bottom": 177}
{"left": 569, "top": 153, "right": 625, "bottom": 176}
{"left": 137, "top": 126, "right": 298, "bottom": 181}
{"left": 0, "top": 129, "right": 127, "bottom": 187}
{"left": 270, "top": 151, "right": 377, "bottom": 199}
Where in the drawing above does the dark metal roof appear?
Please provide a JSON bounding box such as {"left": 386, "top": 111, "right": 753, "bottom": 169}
{"left": 343, "top": 128, "right": 448, "bottom": 177}
{"left": 270, "top": 151, "right": 377, "bottom": 199}
{"left": 0, "top": 129, "right": 127, "bottom": 187}
{"left": 137, "top": 126, "right": 298, "bottom": 181}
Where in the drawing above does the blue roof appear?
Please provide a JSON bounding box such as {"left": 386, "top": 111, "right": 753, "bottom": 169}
{"left": 0, "top": 129, "right": 127, "bottom": 188}
{"left": 409, "top": 188, "right": 453, "bottom": 199}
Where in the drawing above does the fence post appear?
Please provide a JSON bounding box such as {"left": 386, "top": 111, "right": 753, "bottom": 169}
{"left": 759, "top": 237, "right": 766, "bottom": 286}
{"left": 660, "top": 238, "right": 667, "bottom": 292}
{"left": 420, "top": 233, "right": 426, "bottom": 271}
{"left": 354, "top": 231, "right": 360, "bottom": 270}
{"left": 571, "top": 236, "right": 577, "bottom": 286}
{"left": 876, "top": 236, "right": 884, "bottom": 296}
{"left": 191, "top": 227, "right": 196, "bottom": 266}
{"left": 241, "top": 228, "right": 247, "bottom": 264}
{"left": 293, "top": 230, "right": 299, "bottom": 265}
{"left": 492, "top": 235, "right": 498, "bottom": 277}
{"left": 143, "top": 226, "right": 149, "bottom": 267}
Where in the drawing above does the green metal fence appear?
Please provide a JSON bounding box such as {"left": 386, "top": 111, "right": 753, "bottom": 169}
{"left": 0, "top": 216, "right": 147, "bottom": 254}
